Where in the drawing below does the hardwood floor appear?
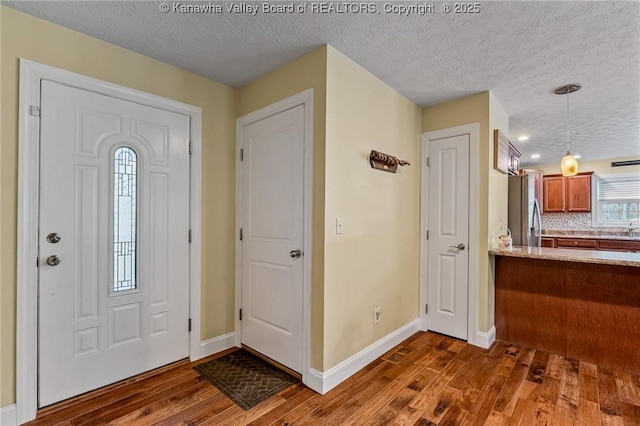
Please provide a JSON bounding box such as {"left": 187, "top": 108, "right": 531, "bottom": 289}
{"left": 26, "top": 331, "right": 640, "bottom": 425}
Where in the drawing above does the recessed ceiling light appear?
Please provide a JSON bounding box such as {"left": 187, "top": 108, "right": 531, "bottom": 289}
{"left": 574, "top": 155, "right": 581, "bottom": 159}
{"left": 531, "top": 154, "right": 540, "bottom": 159}
{"left": 518, "top": 136, "right": 529, "bottom": 141}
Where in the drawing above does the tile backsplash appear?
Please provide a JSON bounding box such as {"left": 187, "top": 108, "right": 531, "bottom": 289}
{"left": 541, "top": 213, "right": 592, "bottom": 231}
{"left": 541, "top": 212, "right": 630, "bottom": 233}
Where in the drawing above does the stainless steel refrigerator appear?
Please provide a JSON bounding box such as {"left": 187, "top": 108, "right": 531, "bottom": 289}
{"left": 508, "top": 174, "right": 542, "bottom": 247}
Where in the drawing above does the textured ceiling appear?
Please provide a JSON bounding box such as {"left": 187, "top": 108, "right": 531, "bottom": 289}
{"left": 5, "top": 0, "right": 640, "bottom": 167}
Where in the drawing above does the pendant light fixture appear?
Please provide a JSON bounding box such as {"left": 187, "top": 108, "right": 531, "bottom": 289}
{"left": 554, "top": 83, "right": 582, "bottom": 176}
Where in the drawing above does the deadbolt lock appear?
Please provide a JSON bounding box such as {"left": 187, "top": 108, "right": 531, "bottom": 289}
{"left": 46, "top": 233, "right": 61, "bottom": 244}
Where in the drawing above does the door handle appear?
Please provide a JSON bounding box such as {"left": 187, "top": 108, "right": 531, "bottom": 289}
{"left": 449, "top": 243, "right": 466, "bottom": 251}
{"left": 46, "top": 255, "right": 61, "bottom": 266}
{"left": 289, "top": 249, "right": 302, "bottom": 258}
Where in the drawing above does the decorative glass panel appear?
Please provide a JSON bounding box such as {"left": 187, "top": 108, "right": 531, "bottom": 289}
{"left": 113, "top": 147, "right": 137, "bottom": 292}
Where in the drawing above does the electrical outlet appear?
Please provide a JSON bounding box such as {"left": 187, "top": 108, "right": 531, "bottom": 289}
{"left": 374, "top": 305, "right": 381, "bottom": 325}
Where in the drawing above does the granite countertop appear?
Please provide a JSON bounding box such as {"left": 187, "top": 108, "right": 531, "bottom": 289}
{"left": 489, "top": 246, "right": 640, "bottom": 268}
{"left": 541, "top": 231, "right": 640, "bottom": 241}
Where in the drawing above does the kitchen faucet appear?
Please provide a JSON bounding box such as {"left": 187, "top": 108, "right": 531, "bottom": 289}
{"left": 630, "top": 223, "right": 635, "bottom": 236}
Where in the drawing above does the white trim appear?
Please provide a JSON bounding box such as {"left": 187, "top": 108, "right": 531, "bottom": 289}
{"left": 234, "top": 89, "right": 314, "bottom": 390}
{"left": 475, "top": 326, "right": 496, "bottom": 349}
{"left": 199, "top": 332, "right": 237, "bottom": 358}
{"left": 1, "top": 404, "right": 17, "bottom": 426}
{"left": 306, "top": 319, "right": 420, "bottom": 394}
{"left": 188, "top": 103, "right": 204, "bottom": 364}
{"left": 17, "top": 59, "right": 203, "bottom": 424}
{"left": 419, "top": 123, "right": 481, "bottom": 346}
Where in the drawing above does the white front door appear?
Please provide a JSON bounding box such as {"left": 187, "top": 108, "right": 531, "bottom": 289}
{"left": 38, "top": 81, "right": 191, "bottom": 406}
{"left": 425, "top": 134, "right": 470, "bottom": 340}
{"left": 239, "top": 105, "right": 305, "bottom": 373}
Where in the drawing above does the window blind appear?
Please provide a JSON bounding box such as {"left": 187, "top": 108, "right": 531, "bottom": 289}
{"left": 597, "top": 176, "right": 640, "bottom": 201}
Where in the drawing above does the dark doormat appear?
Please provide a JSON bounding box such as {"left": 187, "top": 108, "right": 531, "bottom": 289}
{"left": 193, "top": 349, "right": 299, "bottom": 410}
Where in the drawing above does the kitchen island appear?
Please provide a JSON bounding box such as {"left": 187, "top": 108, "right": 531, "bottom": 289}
{"left": 490, "top": 247, "right": 640, "bottom": 374}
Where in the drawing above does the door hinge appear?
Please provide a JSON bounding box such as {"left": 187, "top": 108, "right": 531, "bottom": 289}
{"left": 239, "top": 308, "right": 243, "bottom": 321}
{"left": 188, "top": 229, "right": 192, "bottom": 243}
{"left": 426, "top": 156, "right": 430, "bottom": 167}
{"left": 425, "top": 304, "right": 428, "bottom": 314}
{"left": 239, "top": 228, "right": 243, "bottom": 241}
{"left": 30, "top": 105, "right": 40, "bottom": 117}
{"left": 240, "top": 148, "right": 244, "bottom": 161}
{"left": 188, "top": 318, "right": 192, "bottom": 332}
{"left": 189, "top": 140, "right": 193, "bottom": 155}
{"left": 36, "top": 257, "right": 40, "bottom": 268}
{"left": 426, "top": 230, "right": 429, "bottom": 240}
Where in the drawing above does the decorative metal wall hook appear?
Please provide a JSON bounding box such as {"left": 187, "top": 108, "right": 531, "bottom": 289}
{"left": 369, "top": 150, "right": 410, "bottom": 173}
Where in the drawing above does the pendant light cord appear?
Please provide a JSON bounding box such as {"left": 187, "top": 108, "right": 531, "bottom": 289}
{"left": 566, "top": 91, "right": 570, "bottom": 153}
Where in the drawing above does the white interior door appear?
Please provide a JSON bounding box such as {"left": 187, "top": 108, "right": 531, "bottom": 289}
{"left": 38, "top": 81, "right": 191, "bottom": 406}
{"left": 240, "top": 105, "right": 304, "bottom": 373}
{"left": 426, "top": 134, "right": 470, "bottom": 340}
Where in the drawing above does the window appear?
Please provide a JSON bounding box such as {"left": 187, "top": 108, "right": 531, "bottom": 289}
{"left": 593, "top": 173, "right": 640, "bottom": 227}
{"left": 113, "top": 147, "right": 137, "bottom": 292}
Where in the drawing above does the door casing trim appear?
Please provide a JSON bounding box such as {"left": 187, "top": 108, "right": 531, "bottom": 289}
{"left": 17, "top": 59, "right": 203, "bottom": 423}
{"left": 419, "top": 123, "right": 482, "bottom": 347}
{"left": 234, "top": 89, "right": 313, "bottom": 390}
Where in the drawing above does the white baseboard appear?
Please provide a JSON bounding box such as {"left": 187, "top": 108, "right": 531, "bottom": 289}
{"left": 197, "top": 332, "right": 237, "bottom": 359}
{"left": 305, "top": 319, "right": 420, "bottom": 394}
{"left": 1, "top": 404, "right": 17, "bottom": 426}
{"left": 474, "top": 326, "right": 496, "bottom": 349}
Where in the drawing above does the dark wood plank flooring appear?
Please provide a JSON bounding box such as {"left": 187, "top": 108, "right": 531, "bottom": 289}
{"left": 26, "top": 331, "right": 640, "bottom": 425}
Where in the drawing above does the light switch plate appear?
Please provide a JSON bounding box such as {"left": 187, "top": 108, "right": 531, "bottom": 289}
{"left": 336, "top": 217, "right": 344, "bottom": 234}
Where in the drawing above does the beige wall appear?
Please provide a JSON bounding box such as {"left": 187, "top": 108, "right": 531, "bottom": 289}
{"left": 488, "top": 93, "right": 510, "bottom": 249}
{"left": 486, "top": 93, "right": 510, "bottom": 328}
{"left": 532, "top": 156, "right": 640, "bottom": 176}
{"left": 238, "top": 46, "right": 328, "bottom": 370}
{"left": 238, "top": 45, "right": 422, "bottom": 371}
{"left": 422, "top": 92, "right": 494, "bottom": 333}
{"left": 323, "top": 47, "right": 421, "bottom": 369}
{"left": 0, "top": 8, "right": 522, "bottom": 406}
{"left": 0, "top": 7, "right": 239, "bottom": 406}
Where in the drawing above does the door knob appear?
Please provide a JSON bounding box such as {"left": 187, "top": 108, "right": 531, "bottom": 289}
{"left": 449, "top": 243, "right": 466, "bottom": 251}
{"left": 46, "top": 255, "right": 61, "bottom": 266}
{"left": 289, "top": 249, "right": 302, "bottom": 258}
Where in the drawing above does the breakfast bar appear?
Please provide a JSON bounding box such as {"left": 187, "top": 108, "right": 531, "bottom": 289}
{"left": 490, "top": 247, "right": 640, "bottom": 374}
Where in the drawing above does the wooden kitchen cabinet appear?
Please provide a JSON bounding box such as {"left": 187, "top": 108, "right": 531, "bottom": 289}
{"left": 556, "top": 238, "right": 597, "bottom": 249}
{"left": 597, "top": 239, "right": 640, "bottom": 252}
{"left": 566, "top": 174, "right": 591, "bottom": 212}
{"left": 543, "top": 176, "right": 565, "bottom": 212}
{"left": 541, "top": 237, "right": 556, "bottom": 248}
{"left": 507, "top": 143, "right": 522, "bottom": 176}
{"left": 540, "top": 236, "right": 640, "bottom": 252}
{"left": 543, "top": 172, "right": 593, "bottom": 213}
{"left": 493, "top": 129, "right": 521, "bottom": 176}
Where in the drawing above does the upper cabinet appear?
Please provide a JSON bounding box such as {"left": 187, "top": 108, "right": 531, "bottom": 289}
{"left": 507, "top": 143, "right": 522, "bottom": 176}
{"left": 543, "top": 176, "right": 565, "bottom": 212}
{"left": 543, "top": 172, "right": 593, "bottom": 213}
{"left": 493, "top": 129, "right": 521, "bottom": 176}
{"left": 566, "top": 174, "right": 592, "bottom": 212}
